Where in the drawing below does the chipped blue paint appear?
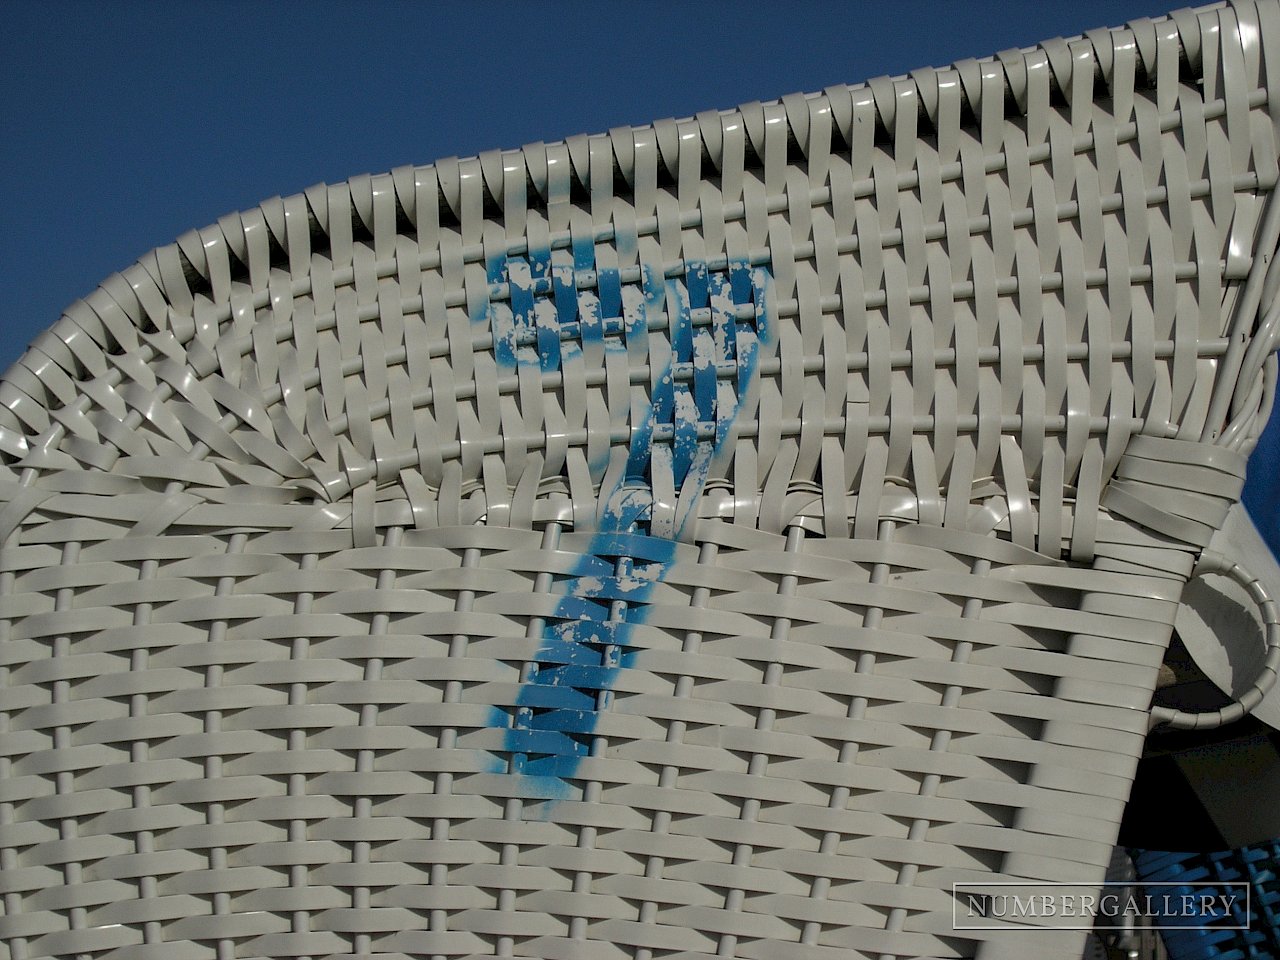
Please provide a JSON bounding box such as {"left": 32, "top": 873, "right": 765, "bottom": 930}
{"left": 482, "top": 252, "right": 774, "bottom": 798}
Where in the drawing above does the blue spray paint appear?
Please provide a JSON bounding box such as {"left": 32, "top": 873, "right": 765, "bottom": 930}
{"left": 482, "top": 248, "right": 774, "bottom": 798}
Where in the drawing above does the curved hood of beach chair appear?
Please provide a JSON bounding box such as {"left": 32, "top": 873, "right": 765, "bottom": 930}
{"left": 2, "top": 2, "right": 1280, "bottom": 959}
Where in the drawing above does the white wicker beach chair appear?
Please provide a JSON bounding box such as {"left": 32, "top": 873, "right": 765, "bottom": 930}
{"left": 3, "top": 3, "right": 1280, "bottom": 959}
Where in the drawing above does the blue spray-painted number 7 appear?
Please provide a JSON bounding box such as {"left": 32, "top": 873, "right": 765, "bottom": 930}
{"left": 483, "top": 252, "right": 774, "bottom": 799}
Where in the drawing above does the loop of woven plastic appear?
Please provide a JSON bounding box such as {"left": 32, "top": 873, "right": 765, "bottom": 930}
{"left": 1150, "top": 547, "right": 1280, "bottom": 729}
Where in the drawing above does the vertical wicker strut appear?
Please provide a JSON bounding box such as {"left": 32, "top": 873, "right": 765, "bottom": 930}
{"left": 2, "top": 3, "right": 1279, "bottom": 959}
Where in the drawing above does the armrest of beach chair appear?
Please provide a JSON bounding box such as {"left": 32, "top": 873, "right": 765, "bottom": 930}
{"left": 2, "top": 3, "right": 1279, "bottom": 959}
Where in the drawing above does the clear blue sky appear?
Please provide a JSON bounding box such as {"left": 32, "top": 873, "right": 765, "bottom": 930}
{"left": 4, "top": 0, "right": 1277, "bottom": 543}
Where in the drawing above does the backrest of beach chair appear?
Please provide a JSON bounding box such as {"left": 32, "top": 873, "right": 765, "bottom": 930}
{"left": 2, "top": 3, "right": 1279, "bottom": 959}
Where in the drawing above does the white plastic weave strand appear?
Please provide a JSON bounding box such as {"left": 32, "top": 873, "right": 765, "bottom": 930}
{"left": 2, "top": 3, "right": 1280, "bottom": 959}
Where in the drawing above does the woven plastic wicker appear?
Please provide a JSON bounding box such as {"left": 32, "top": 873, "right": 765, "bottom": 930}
{"left": 3, "top": 3, "right": 1280, "bottom": 959}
